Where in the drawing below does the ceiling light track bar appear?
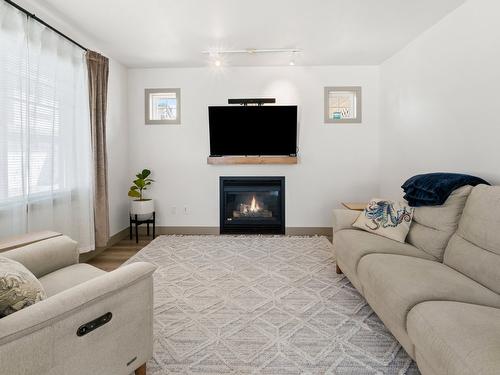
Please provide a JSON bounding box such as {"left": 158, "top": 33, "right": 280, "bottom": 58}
{"left": 202, "top": 48, "right": 301, "bottom": 55}
{"left": 2, "top": 0, "right": 88, "bottom": 51}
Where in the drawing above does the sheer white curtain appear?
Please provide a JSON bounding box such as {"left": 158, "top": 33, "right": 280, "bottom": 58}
{"left": 0, "top": 2, "right": 94, "bottom": 252}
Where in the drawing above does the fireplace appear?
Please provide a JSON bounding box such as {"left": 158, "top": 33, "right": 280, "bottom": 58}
{"left": 220, "top": 177, "right": 285, "bottom": 234}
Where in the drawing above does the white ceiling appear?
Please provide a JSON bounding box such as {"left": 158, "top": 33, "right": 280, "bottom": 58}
{"left": 34, "top": 0, "right": 466, "bottom": 68}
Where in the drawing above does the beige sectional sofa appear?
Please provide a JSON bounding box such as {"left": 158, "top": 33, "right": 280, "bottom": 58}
{"left": 333, "top": 184, "right": 500, "bottom": 375}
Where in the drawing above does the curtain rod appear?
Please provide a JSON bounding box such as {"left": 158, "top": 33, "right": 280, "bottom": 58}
{"left": 3, "top": 0, "right": 88, "bottom": 51}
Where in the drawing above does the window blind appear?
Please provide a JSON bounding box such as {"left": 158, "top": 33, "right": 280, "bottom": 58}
{"left": 0, "top": 2, "right": 94, "bottom": 252}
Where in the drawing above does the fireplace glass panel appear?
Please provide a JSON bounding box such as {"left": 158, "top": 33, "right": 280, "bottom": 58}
{"left": 224, "top": 189, "right": 281, "bottom": 224}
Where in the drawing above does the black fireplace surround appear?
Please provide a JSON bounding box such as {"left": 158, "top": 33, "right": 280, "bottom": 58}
{"left": 220, "top": 177, "right": 285, "bottom": 234}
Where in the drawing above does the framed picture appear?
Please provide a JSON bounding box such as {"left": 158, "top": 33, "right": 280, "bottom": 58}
{"left": 324, "top": 86, "right": 362, "bottom": 124}
{"left": 145, "top": 88, "right": 181, "bottom": 125}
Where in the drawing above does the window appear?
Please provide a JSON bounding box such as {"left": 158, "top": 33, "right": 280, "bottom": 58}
{"left": 145, "top": 88, "right": 181, "bottom": 124}
{"left": 324, "top": 86, "right": 362, "bottom": 123}
{"left": 0, "top": 2, "right": 94, "bottom": 251}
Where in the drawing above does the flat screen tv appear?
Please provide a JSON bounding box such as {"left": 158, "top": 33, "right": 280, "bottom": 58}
{"left": 209, "top": 105, "right": 298, "bottom": 156}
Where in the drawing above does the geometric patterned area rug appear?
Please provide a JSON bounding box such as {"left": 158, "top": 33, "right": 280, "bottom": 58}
{"left": 124, "top": 235, "right": 420, "bottom": 374}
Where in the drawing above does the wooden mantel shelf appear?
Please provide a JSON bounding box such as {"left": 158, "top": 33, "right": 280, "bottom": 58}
{"left": 207, "top": 156, "right": 298, "bottom": 165}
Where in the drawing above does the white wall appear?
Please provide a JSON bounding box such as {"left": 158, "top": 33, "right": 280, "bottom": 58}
{"left": 379, "top": 0, "right": 500, "bottom": 198}
{"left": 19, "top": 0, "right": 500, "bottom": 233}
{"left": 128, "top": 66, "right": 380, "bottom": 228}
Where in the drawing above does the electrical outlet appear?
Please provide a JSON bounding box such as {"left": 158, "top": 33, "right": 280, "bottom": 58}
{"left": 184, "top": 206, "right": 189, "bottom": 215}
{"left": 171, "top": 206, "right": 177, "bottom": 215}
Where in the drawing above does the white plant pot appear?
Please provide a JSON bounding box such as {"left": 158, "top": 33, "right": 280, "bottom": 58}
{"left": 130, "top": 199, "right": 154, "bottom": 220}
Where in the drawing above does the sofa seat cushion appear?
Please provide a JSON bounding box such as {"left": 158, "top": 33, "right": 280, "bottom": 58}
{"left": 39, "top": 264, "right": 106, "bottom": 297}
{"left": 357, "top": 254, "right": 500, "bottom": 358}
{"left": 334, "top": 229, "right": 436, "bottom": 294}
{"left": 408, "top": 301, "right": 500, "bottom": 375}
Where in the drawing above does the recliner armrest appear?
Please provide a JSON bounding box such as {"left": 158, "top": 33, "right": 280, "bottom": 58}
{"left": 1, "top": 235, "right": 79, "bottom": 278}
{"left": 332, "top": 209, "right": 360, "bottom": 233}
{"left": 0, "top": 261, "right": 156, "bottom": 345}
{"left": 0, "top": 261, "right": 157, "bottom": 375}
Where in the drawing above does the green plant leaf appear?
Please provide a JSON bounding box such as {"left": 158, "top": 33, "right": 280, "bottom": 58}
{"left": 128, "top": 190, "right": 141, "bottom": 198}
{"left": 134, "top": 179, "right": 145, "bottom": 188}
{"left": 129, "top": 170, "right": 154, "bottom": 198}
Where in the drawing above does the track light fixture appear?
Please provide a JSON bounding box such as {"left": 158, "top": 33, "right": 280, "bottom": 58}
{"left": 203, "top": 48, "right": 301, "bottom": 66}
{"left": 214, "top": 54, "right": 222, "bottom": 67}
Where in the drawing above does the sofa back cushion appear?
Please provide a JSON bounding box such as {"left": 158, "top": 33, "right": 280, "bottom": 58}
{"left": 406, "top": 185, "right": 472, "bottom": 260}
{"left": 444, "top": 185, "right": 500, "bottom": 294}
{"left": 1, "top": 235, "right": 78, "bottom": 278}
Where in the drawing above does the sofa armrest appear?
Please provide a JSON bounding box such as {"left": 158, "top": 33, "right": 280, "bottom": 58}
{"left": 333, "top": 209, "right": 360, "bottom": 233}
{"left": 1, "top": 235, "right": 78, "bottom": 278}
{"left": 0, "top": 261, "right": 156, "bottom": 375}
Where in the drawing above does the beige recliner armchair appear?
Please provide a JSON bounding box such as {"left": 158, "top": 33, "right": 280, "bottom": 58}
{"left": 0, "top": 235, "right": 156, "bottom": 375}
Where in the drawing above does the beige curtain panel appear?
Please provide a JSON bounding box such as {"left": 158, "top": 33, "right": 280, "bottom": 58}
{"left": 86, "top": 51, "right": 110, "bottom": 248}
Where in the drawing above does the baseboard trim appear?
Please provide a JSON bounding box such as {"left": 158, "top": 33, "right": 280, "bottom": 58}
{"left": 154, "top": 226, "right": 220, "bottom": 235}
{"left": 285, "top": 227, "right": 332, "bottom": 237}
{"left": 107, "top": 228, "right": 130, "bottom": 247}
{"left": 79, "top": 249, "right": 103, "bottom": 263}
{"left": 79, "top": 228, "right": 129, "bottom": 263}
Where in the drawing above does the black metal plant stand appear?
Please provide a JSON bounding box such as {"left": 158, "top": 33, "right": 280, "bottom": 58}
{"left": 130, "top": 212, "right": 156, "bottom": 243}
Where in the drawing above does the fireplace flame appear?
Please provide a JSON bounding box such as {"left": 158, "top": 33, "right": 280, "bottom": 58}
{"left": 234, "top": 195, "right": 272, "bottom": 218}
{"left": 250, "top": 196, "right": 260, "bottom": 212}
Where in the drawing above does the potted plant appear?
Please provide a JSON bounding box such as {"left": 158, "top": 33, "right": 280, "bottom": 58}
{"left": 128, "top": 169, "right": 155, "bottom": 220}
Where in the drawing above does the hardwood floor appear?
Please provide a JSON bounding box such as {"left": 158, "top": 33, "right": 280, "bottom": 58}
{"left": 87, "top": 236, "right": 153, "bottom": 271}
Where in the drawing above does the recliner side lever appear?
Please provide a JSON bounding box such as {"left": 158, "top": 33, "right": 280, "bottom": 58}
{"left": 77, "top": 312, "right": 112, "bottom": 336}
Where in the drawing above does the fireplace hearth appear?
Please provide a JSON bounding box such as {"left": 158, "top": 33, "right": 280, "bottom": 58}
{"left": 219, "top": 177, "right": 285, "bottom": 234}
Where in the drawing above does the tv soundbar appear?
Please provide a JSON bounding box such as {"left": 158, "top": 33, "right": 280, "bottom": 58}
{"left": 228, "top": 98, "right": 276, "bottom": 106}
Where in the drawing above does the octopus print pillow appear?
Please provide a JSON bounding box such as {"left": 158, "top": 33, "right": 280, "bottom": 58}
{"left": 0, "top": 256, "right": 46, "bottom": 318}
{"left": 353, "top": 199, "right": 414, "bottom": 243}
